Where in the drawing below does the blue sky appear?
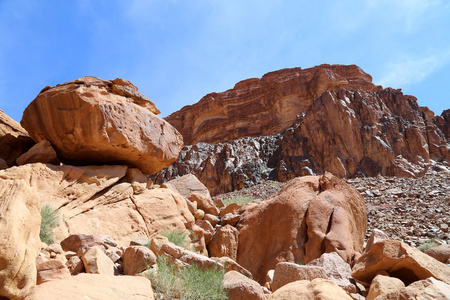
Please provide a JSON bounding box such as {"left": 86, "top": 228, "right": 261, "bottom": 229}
{"left": 0, "top": 0, "right": 449, "bottom": 122}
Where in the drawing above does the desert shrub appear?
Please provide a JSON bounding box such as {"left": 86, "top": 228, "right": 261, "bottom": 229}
{"left": 40, "top": 204, "right": 60, "bottom": 245}
{"left": 417, "top": 237, "right": 442, "bottom": 252}
{"left": 222, "top": 195, "right": 255, "bottom": 207}
{"left": 161, "top": 229, "right": 190, "bottom": 248}
{"left": 149, "top": 256, "right": 227, "bottom": 300}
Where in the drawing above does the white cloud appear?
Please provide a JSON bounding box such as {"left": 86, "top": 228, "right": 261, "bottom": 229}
{"left": 377, "top": 50, "right": 450, "bottom": 88}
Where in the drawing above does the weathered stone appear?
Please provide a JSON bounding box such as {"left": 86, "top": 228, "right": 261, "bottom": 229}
{"left": 36, "top": 259, "right": 71, "bottom": 285}
{"left": 122, "top": 246, "right": 157, "bottom": 275}
{"left": 80, "top": 247, "right": 115, "bottom": 275}
{"left": 399, "top": 277, "right": 450, "bottom": 300}
{"left": 207, "top": 225, "right": 239, "bottom": 261}
{"left": 204, "top": 213, "right": 220, "bottom": 227}
{"left": 0, "top": 179, "right": 41, "bottom": 299}
{"left": 0, "top": 109, "right": 34, "bottom": 166}
{"left": 307, "top": 252, "right": 355, "bottom": 293}
{"left": 269, "top": 278, "right": 353, "bottom": 300}
{"left": 66, "top": 256, "right": 84, "bottom": 275}
{"left": 162, "top": 174, "right": 211, "bottom": 199}
{"left": 237, "top": 173, "right": 366, "bottom": 283}
{"left": 16, "top": 140, "right": 59, "bottom": 166}
{"left": 272, "top": 262, "right": 327, "bottom": 292}
{"left": 187, "top": 192, "right": 220, "bottom": 216}
{"left": 364, "top": 229, "right": 389, "bottom": 253}
{"left": 425, "top": 244, "right": 450, "bottom": 263}
{"left": 366, "top": 274, "right": 404, "bottom": 300}
{"left": 214, "top": 257, "right": 253, "bottom": 279}
{"left": 158, "top": 242, "right": 223, "bottom": 271}
{"left": 222, "top": 213, "right": 240, "bottom": 226}
{"left": 195, "top": 220, "right": 215, "bottom": 244}
{"left": 25, "top": 273, "right": 154, "bottom": 300}
{"left": 60, "top": 234, "right": 117, "bottom": 253}
{"left": 352, "top": 239, "right": 450, "bottom": 286}
{"left": 223, "top": 271, "right": 266, "bottom": 300}
{"left": 21, "top": 76, "right": 182, "bottom": 174}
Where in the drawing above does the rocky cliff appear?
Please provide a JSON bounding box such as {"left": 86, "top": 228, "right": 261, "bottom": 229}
{"left": 156, "top": 64, "right": 450, "bottom": 195}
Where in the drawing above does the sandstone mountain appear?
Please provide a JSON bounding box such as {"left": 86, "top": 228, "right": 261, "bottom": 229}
{"left": 156, "top": 64, "right": 450, "bottom": 195}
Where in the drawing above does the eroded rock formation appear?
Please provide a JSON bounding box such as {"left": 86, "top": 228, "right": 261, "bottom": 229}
{"left": 21, "top": 76, "right": 183, "bottom": 175}
{"left": 156, "top": 64, "right": 449, "bottom": 194}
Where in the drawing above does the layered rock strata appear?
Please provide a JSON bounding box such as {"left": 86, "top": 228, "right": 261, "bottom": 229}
{"left": 21, "top": 76, "right": 183, "bottom": 174}
{"left": 156, "top": 64, "right": 449, "bottom": 194}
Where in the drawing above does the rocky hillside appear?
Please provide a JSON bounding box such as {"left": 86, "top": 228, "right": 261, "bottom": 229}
{"left": 155, "top": 64, "right": 450, "bottom": 195}
{"left": 0, "top": 74, "right": 449, "bottom": 299}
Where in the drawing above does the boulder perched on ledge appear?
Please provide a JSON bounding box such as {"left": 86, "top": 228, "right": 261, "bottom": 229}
{"left": 21, "top": 76, "right": 183, "bottom": 175}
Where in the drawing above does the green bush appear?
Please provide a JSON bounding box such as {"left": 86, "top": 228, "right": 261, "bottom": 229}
{"left": 161, "top": 229, "right": 189, "bottom": 248}
{"left": 417, "top": 237, "right": 441, "bottom": 252}
{"left": 149, "top": 256, "right": 227, "bottom": 300}
{"left": 222, "top": 195, "right": 255, "bottom": 207}
{"left": 39, "top": 204, "right": 60, "bottom": 245}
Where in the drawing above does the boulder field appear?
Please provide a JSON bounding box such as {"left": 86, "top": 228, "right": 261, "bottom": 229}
{"left": 0, "top": 71, "right": 449, "bottom": 299}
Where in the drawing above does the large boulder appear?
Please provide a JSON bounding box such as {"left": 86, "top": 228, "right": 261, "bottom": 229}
{"left": 223, "top": 271, "right": 267, "bottom": 300}
{"left": 352, "top": 239, "right": 450, "bottom": 286}
{"left": 21, "top": 76, "right": 183, "bottom": 174}
{"left": 207, "top": 225, "right": 239, "bottom": 261}
{"left": 236, "top": 173, "right": 366, "bottom": 283}
{"left": 269, "top": 278, "right": 352, "bottom": 300}
{"left": 25, "top": 273, "right": 154, "bottom": 300}
{"left": 0, "top": 109, "right": 34, "bottom": 166}
{"left": 271, "top": 262, "right": 327, "bottom": 292}
{"left": 0, "top": 179, "right": 41, "bottom": 299}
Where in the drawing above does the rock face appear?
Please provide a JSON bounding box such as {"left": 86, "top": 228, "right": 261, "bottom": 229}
{"left": 0, "top": 109, "right": 34, "bottom": 166}
{"left": 0, "top": 179, "right": 42, "bottom": 299}
{"left": 236, "top": 173, "right": 367, "bottom": 283}
{"left": 352, "top": 239, "right": 450, "bottom": 286}
{"left": 434, "top": 109, "right": 450, "bottom": 140}
{"left": 21, "top": 76, "right": 183, "bottom": 175}
{"left": 155, "top": 64, "right": 450, "bottom": 195}
{"left": 0, "top": 163, "right": 196, "bottom": 246}
{"left": 166, "top": 64, "right": 379, "bottom": 145}
{"left": 269, "top": 278, "right": 352, "bottom": 300}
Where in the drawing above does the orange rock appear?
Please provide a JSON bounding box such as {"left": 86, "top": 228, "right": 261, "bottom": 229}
{"left": 214, "top": 257, "right": 253, "bottom": 279}
{"left": 352, "top": 239, "right": 450, "bottom": 286}
{"left": 162, "top": 174, "right": 212, "bottom": 199}
{"left": 269, "top": 278, "right": 352, "bottom": 300}
{"left": 271, "top": 262, "right": 327, "bottom": 292}
{"left": 122, "top": 246, "right": 157, "bottom": 275}
{"left": 207, "top": 225, "right": 239, "bottom": 261}
{"left": 36, "top": 260, "right": 71, "bottom": 285}
{"left": 16, "top": 140, "right": 59, "bottom": 166}
{"left": 60, "top": 234, "right": 117, "bottom": 253}
{"left": 25, "top": 273, "right": 154, "bottom": 300}
{"left": 366, "top": 274, "right": 404, "bottom": 300}
{"left": 187, "top": 192, "right": 220, "bottom": 216}
{"left": 0, "top": 179, "right": 41, "bottom": 299}
{"left": 21, "top": 76, "right": 183, "bottom": 175}
{"left": 195, "top": 220, "right": 214, "bottom": 244}
{"left": 223, "top": 271, "right": 267, "bottom": 300}
{"left": 79, "top": 247, "right": 115, "bottom": 275}
{"left": 237, "top": 173, "right": 366, "bottom": 283}
{"left": 424, "top": 244, "right": 450, "bottom": 263}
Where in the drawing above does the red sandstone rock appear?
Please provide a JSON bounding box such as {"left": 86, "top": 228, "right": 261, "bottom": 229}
{"left": 0, "top": 109, "right": 34, "bottom": 166}
{"left": 207, "top": 225, "right": 239, "bottom": 261}
{"left": 424, "top": 244, "right": 450, "bottom": 263}
{"left": 122, "top": 246, "right": 157, "bottom": 275}
{"left": 21, "top": 76, "right": 183, "bottom": 174}
{"left": 352, "top": 239, "right": 450, "bottom": 286}
{"left": 16, "top": 140, "right": 59, "bottom": 166}
{"left": 166, "top": 64, "right": 379, "bottom": 145}
{"left": 236, "top": 173, "right": 366, "bottom": 283}
{"left": 36, "top": 260, "right": 71, "bottom": 285}
{"left": 156, "top": 65, "right": 449, "bottom": 195}
{"left": 223, "top": 271, "right": 267, "bottom": 300}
